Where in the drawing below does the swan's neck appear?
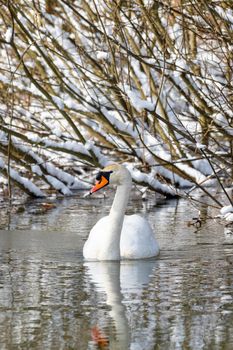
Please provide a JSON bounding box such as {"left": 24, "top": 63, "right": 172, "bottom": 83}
{"left": 110, "top": 180, "right": 131, "bottom": 220}
{"left": 100, "top": 178, "right": 131, "bottom": 260}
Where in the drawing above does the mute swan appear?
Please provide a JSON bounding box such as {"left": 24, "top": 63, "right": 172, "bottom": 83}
{"left": 83, "top": 164, "right": 159, "bottom": 260}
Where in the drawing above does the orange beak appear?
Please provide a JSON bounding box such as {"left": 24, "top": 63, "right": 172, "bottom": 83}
{"left": 90, "top": 175, "right": 109, "bottom": 194}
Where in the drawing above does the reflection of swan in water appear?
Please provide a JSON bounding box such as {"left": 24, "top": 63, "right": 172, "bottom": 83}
{"left": 84, "top": 260, "right": 156, "bottom": 349}
{"left": 83, "top": 164, "right": 159, "bottom": 260}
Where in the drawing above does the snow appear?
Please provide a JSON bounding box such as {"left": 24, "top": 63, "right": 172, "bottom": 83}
{"left": 191, "top": 158, "right": 212, "bottom": 176}
{"left": 52, "top": 128, "right": 62, "bottom": 138}
{"left": 215, "top": 6, "right": 233, "bottom": 23}
{"left": 0, "top": 132, "right": 8, "bottom": 144}
{"left": 100, "top": 106, "right": 209, "bottom": 188}
{"left": 214, "top": 113, "right": 233, "bottom": 136}
{"left": 0, "top": 132, "right": 89, "bottom": 192}
{"left": 10, "top": 170, "right": 45, "bottom": 197}
{"left": 101, "top": 107, "right": 137, "bottom": 138}
{"left": 127, "top": 164, "right": 177, "bottom": 196}
{"left": 220, "top": 205, "right": 233, "bottom": 222}
{"left": 39, "top": 139, "right": 91, "bottom": 157}
{"left": 26, "top": 132, "right": 41, "bottom": 143}
{"left": 45, "top": 162, "right": 88, "bottom": 189}
{"left": 225, "top": 213, "right": 233, "bottom": 222}
{"left": 0, "top": 1, "right": 232, "bottom": 199}
{"left": 177, "top": 163, "right": 207, "bottom": 184}
{"left": 64, "top": 99, "right": 75, "bottom": 109}
{"left": 96, "top": 51, "right": 108, "bottom": 60}
{"left": 52, "top": 96, "right": 64, "bottom": 110}
{"left": 85, "top": 140, "right": 109, "bottom": 167}
{"left": 45, "top": 175, "right": 72, "bottom": 195}
{"left": 174, "top": 58, "right": 188, "bottom": 77}
{"left": 31, "top": 164, "right": 43, "bottom": 176}
{"left": 196, "top": 143, "right": 207, "bottom": 150}
{"left": 0, "top": 73, "right": 9, "bottom": 84}
{"left": 220, "top": 205, "right": 233, "bottom": 216}
{"left": 123, "top": 86, "right": 156, "bottom": 112}
{"left": 0, "top": 157, "right": 5, "bottom": 168}
{"left": 17, "top": 13, "right": 28, "bottom": 26}
{"left": 5, "top": 27, "right": 12, "bottom": 42}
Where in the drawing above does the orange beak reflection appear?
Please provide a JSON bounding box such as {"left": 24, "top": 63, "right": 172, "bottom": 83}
{"left": 91, "top": 175, "right": 109, "bottom": 194}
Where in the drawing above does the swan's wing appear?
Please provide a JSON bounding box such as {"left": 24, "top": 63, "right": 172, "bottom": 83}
{"left": 120, "top": 214, "right": 159, "bottom": 259}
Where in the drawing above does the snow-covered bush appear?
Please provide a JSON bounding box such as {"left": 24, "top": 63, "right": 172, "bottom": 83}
{"left": 0, "top": 0, "right": 232, "bottom": 202}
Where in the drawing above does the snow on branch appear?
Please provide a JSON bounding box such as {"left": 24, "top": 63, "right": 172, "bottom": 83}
{"left": 0, "top": 0, "right": 232, "bottom": 203}
{"left": 0, "top": 157, "right": 45, "bottom": 197}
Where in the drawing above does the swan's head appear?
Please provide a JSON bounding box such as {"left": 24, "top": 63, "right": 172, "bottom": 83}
{"left": 90, "top": 164, "right": 131, "bottom": 194}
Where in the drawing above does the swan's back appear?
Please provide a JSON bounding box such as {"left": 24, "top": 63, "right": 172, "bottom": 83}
{"left": 121, "top": 214, "right": 159, "bottom": 259}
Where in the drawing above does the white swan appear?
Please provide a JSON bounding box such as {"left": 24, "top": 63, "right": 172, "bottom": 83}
{"left": 83, "top": 164, "right": 159, "bottom": 260}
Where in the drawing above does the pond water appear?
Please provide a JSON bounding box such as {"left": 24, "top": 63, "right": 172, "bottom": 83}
{"left": 0, "top": 191, "right": 233, "bottom": 349}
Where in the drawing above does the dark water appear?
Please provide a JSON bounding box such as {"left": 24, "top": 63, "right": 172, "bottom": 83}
{"left": 0, "top": 192, "right": 233, "bottom": 349}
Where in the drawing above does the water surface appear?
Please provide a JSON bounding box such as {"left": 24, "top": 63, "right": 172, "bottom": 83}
{"left": 0, "top": 193, "right": 233, "bottom": 349}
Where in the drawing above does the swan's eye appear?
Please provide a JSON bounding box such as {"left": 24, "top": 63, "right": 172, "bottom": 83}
{"left": 96, "top": 171, "right": 113, "bottom": 183}
{"left": 96, "top": 172, "right": 102, "bottom": 182}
